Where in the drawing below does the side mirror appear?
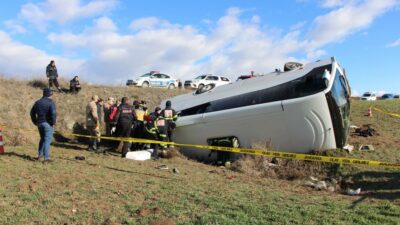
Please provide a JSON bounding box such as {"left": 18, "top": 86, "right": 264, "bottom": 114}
{"left": 322, "top": 69, "right": 331, "bottom": 88}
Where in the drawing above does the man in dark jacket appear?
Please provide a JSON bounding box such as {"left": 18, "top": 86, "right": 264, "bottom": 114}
{"left": 46, "top": 60, "right": 62, "bottom": 92}
{"left": 30, "top": 88, "right": 57, "bottom": 162}
{"left": 115, "top": 97, "right": 137, "bottom": 157}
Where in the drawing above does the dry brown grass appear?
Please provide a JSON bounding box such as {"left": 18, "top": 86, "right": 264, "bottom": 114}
{"left": 231, "top": 143, "right": 343, "bottom": 180}
{"left": 0, "top": 77, "right": 188, "bottom": 146}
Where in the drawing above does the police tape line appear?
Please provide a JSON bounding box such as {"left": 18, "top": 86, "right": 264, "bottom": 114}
{"left": 373, "top": 107, "right": 400, "bottom": 118}
{"left": 1, "top": 124, "right": 400, "bottom": 169}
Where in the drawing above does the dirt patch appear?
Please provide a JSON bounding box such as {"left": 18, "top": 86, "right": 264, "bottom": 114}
{"left": 102, "top": 218, "right": 120, "bottom": 225}
{"left": 19, "top": 179, "right": 40, "bottom": 192}
{"left": 149, "top": 218, "right": 176, "bottom": 225}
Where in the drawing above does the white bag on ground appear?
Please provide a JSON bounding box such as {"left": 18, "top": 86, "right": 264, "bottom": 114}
{"left": 125, "top": 149, "right": 153, "bottom": 161}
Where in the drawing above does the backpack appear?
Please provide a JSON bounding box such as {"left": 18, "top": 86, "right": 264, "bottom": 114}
{"left": 108, "top": 105, "right": 119, "bottom": 122}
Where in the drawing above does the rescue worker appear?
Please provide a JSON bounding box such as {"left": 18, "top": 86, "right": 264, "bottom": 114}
{"left": 103, "top": 97, "right": 114, "bottom": 136}
{"left": 131, "top": 100, "right": 148, "bottom": 150}
{"left": 161, "top": 100, "right": 178, "bottom": 146}
{"left": 46, "top": 60, "right": 63, "bottom": 92}
{"left": 69, "top": 76, "right": 81, "bottom": 93}
{"left": 155, "top": 107, "right": 168, "bottom": 150}
{"left": 115, "top": 97, "right": 136, "bottom": 157}
{"left": 30, "top": 88, "right": 56, "bottom": 162}
{"left": 86, "top": 95, "right": 101, "bottom": 151}
{"left": 145, "top": 107, "right": 161, "bottom": 159}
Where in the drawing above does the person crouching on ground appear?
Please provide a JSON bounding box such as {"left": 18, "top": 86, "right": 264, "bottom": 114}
{"left": 30, "top": 88, "right": 57, "bottom": 163}
{"left": 70, "top": 76, "right": 81, "bottom": 94}
{"left": 86, "top": 95, "right": 101, "bottom": 151}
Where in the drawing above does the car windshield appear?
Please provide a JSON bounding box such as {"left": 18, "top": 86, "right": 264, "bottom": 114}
{"left": 140, "top": 73, "right": 152, "bottom": 77}
{"left": 363, "top": 93, "right": 371, "bottom": 97}
{"left": 195, "top": 75, "right": 207, "bottom": 80}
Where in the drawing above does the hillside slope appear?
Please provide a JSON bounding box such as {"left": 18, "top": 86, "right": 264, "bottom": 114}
{"left": 0, "top": 77, "right": 399, "bottom": 224}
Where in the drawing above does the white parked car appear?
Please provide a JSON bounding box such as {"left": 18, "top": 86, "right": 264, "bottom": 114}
{"left": 360, "top": 92, "right": 376, "bottom": 101}
{"left": 127, "top": 71, "right": 178, "bottom": 89}
{"left": 188, "top": 75, "right": 231, "bottom": 89}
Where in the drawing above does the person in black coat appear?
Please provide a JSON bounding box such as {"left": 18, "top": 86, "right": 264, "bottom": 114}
{"left": 46, "top": 60, "right": 62, "bottom": 92}
{"left": 30, "top": 88, "right": 57, "bottom": 162}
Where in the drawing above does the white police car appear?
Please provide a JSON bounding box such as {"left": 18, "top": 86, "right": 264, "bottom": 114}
{"left": 127, "top": 71, "right": 178, "bottom": 89}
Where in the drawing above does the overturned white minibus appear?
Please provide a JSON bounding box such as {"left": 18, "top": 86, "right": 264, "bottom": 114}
{"left": 162, "top": 57, "right": 351, "bottom": 160}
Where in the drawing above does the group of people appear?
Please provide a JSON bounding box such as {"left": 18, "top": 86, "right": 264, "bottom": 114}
{"left": 30, "top": 60, "right": 178, "bottom": 162}
{"left": 46, "top": 60, "right": 81, "bottom": 94}
{"left": 85, "top": 95, "right": 178, "bottom": 159}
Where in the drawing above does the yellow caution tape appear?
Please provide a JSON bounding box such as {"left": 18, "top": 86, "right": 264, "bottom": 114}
{"left": 1, "top": 124, "right": 400, "bottom": 169}
{"left": 373, "top": 107, "right": 400, "bottom": 118}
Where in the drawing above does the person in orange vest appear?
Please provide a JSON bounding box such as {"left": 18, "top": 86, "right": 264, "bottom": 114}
{"left": 131, "top": 100, "right": 148, "bottom": 150}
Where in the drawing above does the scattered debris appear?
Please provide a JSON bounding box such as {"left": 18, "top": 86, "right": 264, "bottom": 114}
{"left": 304, "top": 176, "right": 340, "bottom": 191}
{"left": 346, "top": 188, "right": 361, "bottom": 196}
{"left": 350, "top": 125, "right": 359, "bottom": 129}
{"left": 327, "top": 186, "right": 335, "bottom": 192}
{"left": 343, "top": 144, "right": 354, "bottom": 153}
{"left": 172, "top": 168, "right": 180, "bottom": 174}
{"left": 359, "top": 145, "right": 374, "bottom": 151}
{"left": 353, "top": 124, "right": 376, "bottom": 137}
{"left": 156, "top": 164, "right": 169, "bottom": 170}
{"left": 75, "top": 156, "right": 85, "bottom": 160}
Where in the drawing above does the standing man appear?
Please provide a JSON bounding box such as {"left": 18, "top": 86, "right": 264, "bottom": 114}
{"left": 30, "top": 88, "right": 56, "bottom": 162}
{"left": 161, "top": 101, "right": 178, "bottom": 146}
{"left": 145, "top": 107, "right": 161, "bottom": 160}
{"left": 103, "top": 97, "right": 114, "bottom": 136}
{"left": 132, "top": 100, "right": 148, "bottom": 150}
{"left": 115, "top": 97, "right": 136, "bottom": 157}
{"left": 155, "top": 108, "right": 168, "bottom": 150}
{"left": 86, "top": 95, "right": 101, "bottom": 151}
{"left": 46, "top": 60, "right": 63, "bottom": 92}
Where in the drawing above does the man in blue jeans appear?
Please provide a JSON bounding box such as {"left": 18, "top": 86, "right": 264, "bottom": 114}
{"left": 30, "top": 88, "right": 57, "bottom": 162}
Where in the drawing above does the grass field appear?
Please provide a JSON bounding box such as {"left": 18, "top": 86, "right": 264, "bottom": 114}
{"left": 0, "top": 78, "right": 399, "bottom": 224}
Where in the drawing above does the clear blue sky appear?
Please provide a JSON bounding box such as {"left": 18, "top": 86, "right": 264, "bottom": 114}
{"left": 0, "top": 0, "right": 399, "bottom": 95}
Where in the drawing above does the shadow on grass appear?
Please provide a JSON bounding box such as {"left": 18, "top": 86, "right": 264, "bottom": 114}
{"left": 104, "top": 166, "right": 177, "bottom": 180}
{"left": 347, "top": 171, "right": 400, "bottom": 206}
{"left": 52, "top": 142, "right": 87, "bottom": 151}
{"left": 2, "top": 152, "right": 37, "bottom": 161}
{"left": 57, "top": 156, "right": 175, "bottom": 180}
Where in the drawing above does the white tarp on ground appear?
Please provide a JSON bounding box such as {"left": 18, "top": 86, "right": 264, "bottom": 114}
{"left": 125, "top": 149, "right": 153, "bottom": 161}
